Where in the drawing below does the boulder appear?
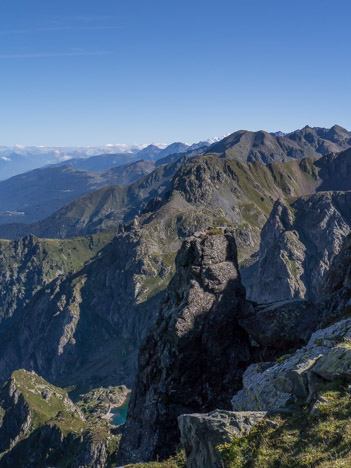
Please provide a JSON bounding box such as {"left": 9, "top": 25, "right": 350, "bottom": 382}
{"left": 178, "top": 410, "right": 266, "bottom": 468}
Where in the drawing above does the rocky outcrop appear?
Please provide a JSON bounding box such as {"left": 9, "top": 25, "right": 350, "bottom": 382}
{"left": 233, "top": 235, "right": 351, "bottom": 412}
{"left": 244, "top": 192, "right": 351, "bottom": 303}
{"left": 117, "top": 229, "right": 258, "bottom": 464}
{"left": 178, "top": 410, "right": 266, "bottom": 468}
{"left": 117, "top": 228, "right": 324, "bottom": 464}
{"left": 231, "top": 317, "right": 351, "bottom": 412}
{"left": 177, "top": 234, "right": 351, "bottom": 468}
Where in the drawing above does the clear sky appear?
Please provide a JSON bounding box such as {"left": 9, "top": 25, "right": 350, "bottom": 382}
{"left": 0, "top": 0, "right": 350, "bottom": 146}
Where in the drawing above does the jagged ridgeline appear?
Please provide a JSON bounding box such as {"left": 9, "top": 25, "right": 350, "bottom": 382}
{"left": 1, "top": 130, "right": 351, "bottom": 466}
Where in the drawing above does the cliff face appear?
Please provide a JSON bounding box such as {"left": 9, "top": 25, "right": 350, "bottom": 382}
{"left": 0, "top": 226, "right": 165, "bottom": 393}
{"left": 320, "top": 234, "right": 351, "bottom": 324}
{"left": 117, "top": 229, "right": 256, "bottom": 463}
{"left": 231, "top": 236, "right": 351, "bottom": 416}
{"left": 244, "top": 192, "right": 351, "bottom": 303}
{"left": 0, "top": 232, "right": 113, "bottom": 329}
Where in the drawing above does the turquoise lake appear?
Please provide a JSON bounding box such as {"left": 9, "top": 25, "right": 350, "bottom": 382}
{"left": 111, "top": 395, "right": 130, "bottom": 426}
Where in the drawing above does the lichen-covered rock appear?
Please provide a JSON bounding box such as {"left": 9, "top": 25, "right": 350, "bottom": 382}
{"left": 178, "top": 410, "right": 266, "bottom": 468}
{"left": 231, "top": 318, "right": 351, "bottom": 412}
{"left": 117, "top": 229, "right": 257, "bottom": 464}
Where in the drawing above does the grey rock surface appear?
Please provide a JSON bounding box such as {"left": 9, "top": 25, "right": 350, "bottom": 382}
{"left": 178, "top": 410, "right": 266, "bottom": 468}
{"left": 231, "top": 317, "right": 351, "bottom": 412}
{"left": 244, "top": 192, "right": 351, "bottom": 303}
{"left": 320, "top": 234, "right": 351, "bottom": 324}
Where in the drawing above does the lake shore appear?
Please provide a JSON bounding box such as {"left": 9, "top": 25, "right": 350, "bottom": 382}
{"left": 103, "top": 392, "right": 131, "bottom": 425}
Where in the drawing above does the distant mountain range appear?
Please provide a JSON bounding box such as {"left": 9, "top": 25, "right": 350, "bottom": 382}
{"left": 0, "top": 143, "right": 144, "bottom": 180}
{"left": 1, "top": 125, "right": 349, "bottom": 180}
{"left": 0, "top": 140, "right": 216, "bottom": 180}
{"left": 207, "top": 125, "right": 351, "bottom": 163}
{"left": 48, "top": 142, "right": 194, "bottom": 173}
{"left": 0, "top": 125, "right": 350, "bottom": 227}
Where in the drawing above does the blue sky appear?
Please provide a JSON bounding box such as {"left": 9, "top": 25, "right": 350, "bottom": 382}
{"left": 0, "top": 0, "right": 350, "bottom": 146}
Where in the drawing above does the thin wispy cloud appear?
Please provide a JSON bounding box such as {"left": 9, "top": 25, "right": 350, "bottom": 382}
{"left": 65, "top": 15, "right": 112, "bottom": 22}
{"left": 0, "top": 25, "right": 117, "bottom": 35}
{"left": 0, "top": 51, "right": 110, "bottom": 59}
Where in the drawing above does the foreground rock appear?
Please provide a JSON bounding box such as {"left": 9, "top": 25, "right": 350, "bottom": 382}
{"left": 178, "top": 410, "right": 266, "bottom": 468}
{"left": 177, "top": 235, "right": 351, "bottom": 468}
{"left": 231, "top": 317, "right": 351, "bottom": 411}
{"left": 117, "top": 228, "right": 323, "bottom": 464}
{"left": 117, "top": 229, "right": 257, "bottom": 463}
